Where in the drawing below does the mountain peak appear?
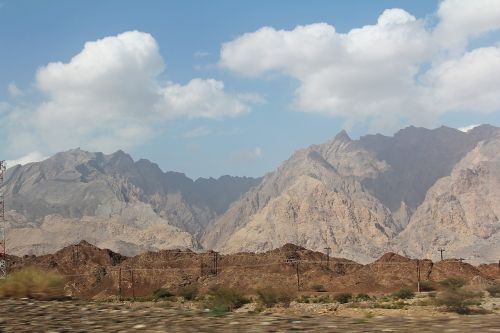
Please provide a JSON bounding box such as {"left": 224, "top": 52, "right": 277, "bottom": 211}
{"left": 334, "top": 129, "right": 351, "bottom": 142}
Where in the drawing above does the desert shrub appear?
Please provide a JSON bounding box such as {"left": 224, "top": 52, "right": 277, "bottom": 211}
{"left": 205, "top": 286, "right": 249, "bottom": 313}
{"left": 311, "top": 284, "right": 326, "bottom": 292}
{"left": 439, "top": 277, "right": 466, "bottom": 290}
{"left": 177, "top": 285, "right": 199, "bottom": 301}
{"left": 256, "top": 287, "right": 296, "bottom": 307}
{"left": 392, "top": 288, "right": 415, "bottom": 300}
{"left": 153, "top": 288, "right": 174, "bottom": 300}
{"left": 419, "top": 281, "right": 435, "bottom": 292}
{"left": 296, "top": 295, "right": 311, "bottom": 303}
{"left": 333, "top": 292, "right": 352, "bottom": 304}
{"left": 436, "top": 289, "right": 483, "bottom": 314}
{"left": 486, "top": 283, "right": 500, "bottom": 297}
{"left": 355, "top": 293, "right": 372, "bottom": 301}
{"left": 0, "top": 267, "right": 65, "bottom": 299}
{"left": 311, "top": 295, "right": 335, "bottom": 304}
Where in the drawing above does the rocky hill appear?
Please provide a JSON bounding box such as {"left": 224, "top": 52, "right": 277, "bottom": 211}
{"left": 9, "top": 242, "right": 498, "bottom": 299}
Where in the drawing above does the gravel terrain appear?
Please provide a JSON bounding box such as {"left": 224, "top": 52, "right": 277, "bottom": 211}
{"left": 1, "top": 299, "right": 499, "bottom": 332}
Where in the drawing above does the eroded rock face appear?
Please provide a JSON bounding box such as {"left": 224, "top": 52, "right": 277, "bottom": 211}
{"left": 396, "top": 134, "right": 500, "bottom": 262}
{"left": 2, "top": 149, "right": 261, "bottom": 256}
{"left": 203, "top": 125, "right": 500, "bottom": 263}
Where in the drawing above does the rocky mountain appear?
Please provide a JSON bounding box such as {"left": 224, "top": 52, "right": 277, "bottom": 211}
{"left": 2, "top": 149, "right": 261, "bottom": 256}
{"left": 202, "top": 125, "right": 500, "bottom": 263}
{"left": 3, "top": 125, "right": 500, "bottom": 263}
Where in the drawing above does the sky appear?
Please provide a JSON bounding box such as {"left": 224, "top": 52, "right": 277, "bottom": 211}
{"left": 1, "top": 0, "right": 500, "bottom": 179}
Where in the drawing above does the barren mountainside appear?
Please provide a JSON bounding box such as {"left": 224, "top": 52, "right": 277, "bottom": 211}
{"left": 2, "top": 125, "right": 500, "bottom": 263}
{"left": 203, "top": 125, "right": 500, "bottom": 263}
{"left": 2, "top": 149, "right": 261, "bottom": 256}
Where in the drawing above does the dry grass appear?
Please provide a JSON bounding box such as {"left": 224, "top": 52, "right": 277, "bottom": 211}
{"left": 0, "top": 267, "right": 65, "bottom": 299}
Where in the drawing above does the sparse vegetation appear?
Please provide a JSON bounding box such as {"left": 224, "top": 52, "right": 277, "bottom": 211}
{"left": 204, "top": 286, "right": 249, "bottom": 314}
{"left": 391, "top": 288, "right": 415, "bottom": 300}
{"left": 419, "top": 281, "right": 435, "bottom": 292}
{"left": 486, "top": 283, "right": 500, "bottom": 297}
{"left": 435, "top": 288, "right": 483, "bottom": 314}
{"left": 354, "top": 293, "right": 372, "bottom": 301}
{"left": 333, "top": 292, "right": 352, "bottom": 304}
{"left": 177, "top": 285, "right": 199, "bottom": 301}
{"left": 153, "top": 288, "right": 174, "bottom": 300}
{"left": 439, "top": 277, "right": 466, "bottom": 290}
{"left": 256, "top": 287, "right": 296, "bottom": 307}
{"left": 311, "top": 284, "right": 327, "bottom": 292}
{"left": 0, "top": 267, "right": 65, "bottom": 300}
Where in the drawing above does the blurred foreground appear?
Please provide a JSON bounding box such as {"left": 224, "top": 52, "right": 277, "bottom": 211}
{"left": 1, "top": 298, "right": 500, "bottom": 333}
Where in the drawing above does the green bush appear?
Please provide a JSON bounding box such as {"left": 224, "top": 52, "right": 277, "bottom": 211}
{"left": 391, "top": 288, "right": 415, "bottom": 300}
{"left": 311, "top": 284, "right": 327, "bottom": 292}
{"left": 439, "top": 277, "right": 466, "bottom": 290}
{"left": 256, "top": 287, "right": 296, "bottom": 307}
{"left": 419, "top": 281, "right": 435, "bottom": 292}
{"left": 355, "top": 293, "right": 372, "bottom": 301}
{"left": 153, "top": 288, "right": 174, "bottom": 300}
{"left": 177, "top": 285, "right": 199, "bottom": 301}
{"left": 333, "top": 292, "right": 352, "bottom": 304}
{"left": 486, "top": 283, "right": 500, "bottom": 297}
{"left": 311, "top": 295, "right": 335, "bottom": 304}
{"left": 0, "top": 267, "right": 65, "bottom": 299}
{"left": 205, "top": 286, "right": 249, "bottom": 313}
{"left": 436, "top": 289, "right": 483, "bottom": 314}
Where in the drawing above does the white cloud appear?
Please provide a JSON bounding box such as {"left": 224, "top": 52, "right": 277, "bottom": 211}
{"left": 458, "top": 124, "right": 480, "bottom": 132}
{"left": 220, "top": 1, "right": 500, "bottom": 132}
{"left": 183, "top": 126, "right": 212, "bottom": 138}
{"left": 227, "top": 147, "right": 263, "bottom": 164}
{"left": 7, "top": 83, "right": 22, "bottom": 97}
{"left": 1, "top": 31, "right": 253, "bottom": 156}
{"left": 6, "top": 151, "right": 47, "bottom": 167}
{"left": 435, "top": 0, "right": 500, "bottom": 51}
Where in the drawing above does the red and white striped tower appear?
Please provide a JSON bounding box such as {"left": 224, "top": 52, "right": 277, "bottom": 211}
{"left": 0, "top": 160, "right": 6, "bottom": 278}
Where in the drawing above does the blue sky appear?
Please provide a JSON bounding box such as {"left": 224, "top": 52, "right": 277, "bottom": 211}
{"left": 1, "top": 0, "right": 500, "bottom": 178}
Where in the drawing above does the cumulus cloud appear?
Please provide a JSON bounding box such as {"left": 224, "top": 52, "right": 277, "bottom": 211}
{"left": 458, "top": 124, "right": 480, "bottom": 132}
{"left": 6, "top": 151, "right": 47, "bottom": 167}
{"left": 2, "top": 31, "right": 253, "bottom": 159}
{"left": 7, "top": 83, "right": 22, "bottom": 97}
{"left": 183, "top": 126, "right": 212, "bottom": 139}
{"left": 227, "top": 147, "right": 263, "bottom": 164}
{"left": 220, "top": 0, "right": 500, "bottom": 131}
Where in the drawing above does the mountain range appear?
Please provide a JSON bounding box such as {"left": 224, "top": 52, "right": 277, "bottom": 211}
{"left": 2, "top": 125, "right": 499, "bottom": 263}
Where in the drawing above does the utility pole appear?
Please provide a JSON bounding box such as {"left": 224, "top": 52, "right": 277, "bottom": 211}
{"left": 438, "top": 248, "right": 445, "bottom": 261}
{"left": 118, "top": 267, "right": 122, "bottom": 301}
{"left": 130, "top": 269, "right": 135, "bottom": 300}
{"left": 295, "top": 260, "right": 300, "bottom": 292}
{"left": 416, "top": 260, "right": 421, "bottom": 293}
{"left": 213, "top": 251, "right": 219, "bottom": 276}
{"left": 0, "top": 161, "right": 6, "bottom": 279}
{"left": 324, "top": 247, "right": 331, "bottom": 270}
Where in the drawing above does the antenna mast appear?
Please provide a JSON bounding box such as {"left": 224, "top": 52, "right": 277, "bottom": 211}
{"left": 0, "top": 160, "right": 6, "bottom": 278}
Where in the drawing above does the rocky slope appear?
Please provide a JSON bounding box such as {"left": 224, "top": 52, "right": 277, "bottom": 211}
{"left": 203, "top": 125, "right": 500, "bottom": 263}
{"left": 396, "top": 133, "right": 500, "bottom": 262}
{"left": 2, "top": 149, "right": 260, "bottom": 256}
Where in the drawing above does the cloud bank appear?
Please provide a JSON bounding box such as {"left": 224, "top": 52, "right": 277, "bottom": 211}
{"left": 2, "top": 31, "right": 252, "bottom": 157}
{"left": 220, "top": 0, "right": 500, "bottom": 131}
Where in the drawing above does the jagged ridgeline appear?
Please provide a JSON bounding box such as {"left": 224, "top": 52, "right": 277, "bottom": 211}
{"left": 2, "top": 125, "right": 500, "bottom": 263}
